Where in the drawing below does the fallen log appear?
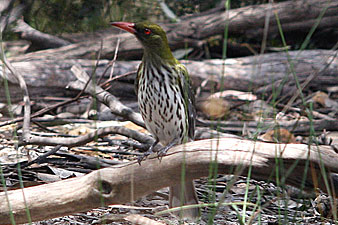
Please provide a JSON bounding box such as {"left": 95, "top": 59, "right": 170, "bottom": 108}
{"left": 8, "top": 0, "right": 337, "bottom": 61}
{"left": 0, "top": 50, "right": 336, "bottom": 103}
{"left": 0, "top": 137, "right": 337, "bottom": 224}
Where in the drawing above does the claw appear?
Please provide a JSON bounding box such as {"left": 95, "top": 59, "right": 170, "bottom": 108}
{"left": 138, "top": 138, "right": 180, "bottom": 164}
{"left": 137, "top": 139, "right": 159, "bottom": 165}
{"left": 137, "top": 151, "right": 151, "bottom": 165}
{"left": 157, "top": 147, "right": 169, "bottom": 160}
{"left": 156, "top": 139, "right": 178, "bottom": 161}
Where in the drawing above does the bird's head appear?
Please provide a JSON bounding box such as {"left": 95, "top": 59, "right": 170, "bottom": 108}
{"left": 111, "top": 22, "right": 175, "bottom": 62}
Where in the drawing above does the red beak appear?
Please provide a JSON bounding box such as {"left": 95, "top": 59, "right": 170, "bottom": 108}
{"left": 111, "top": 22, "right": 136, "bottom": 34}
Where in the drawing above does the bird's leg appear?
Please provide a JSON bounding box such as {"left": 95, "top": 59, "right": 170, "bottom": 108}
{"left": 157, "top": 138, "right": 179, "bottom": 160}
{"left": 137, "top": 138, "right": 159, "bottom": 165}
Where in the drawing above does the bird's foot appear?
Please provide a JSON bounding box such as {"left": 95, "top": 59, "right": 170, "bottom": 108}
{"left": 137, "top": 149, "right": 152, "bottom": 165}
{"left": 156, "top": 139, "right": 178, "bottom": 161}
{"left": 137, "top": 139, "right": 159, "bottom": 165}
{"left": 157, "top": 145, "right": 171, "bottom": 161}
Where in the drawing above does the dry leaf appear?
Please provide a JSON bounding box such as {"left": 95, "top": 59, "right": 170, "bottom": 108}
{"left": 199, "top": 98, "right": 230, "bottom": 119}
{"left": 312, "top": 91, "right": 338, "bottom": 108}
{"left": 260, "top": 128, "right": 297, "bottom": 144}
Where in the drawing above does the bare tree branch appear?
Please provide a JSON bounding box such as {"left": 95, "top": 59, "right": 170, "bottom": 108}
{"left": 0, "top": 137, "right": 337, "bottom": 224}
{"left": 0, "top": 42, "right": 31, "bottom": 143}
{"left": 13, "top": 18, "right": 71, "bottom": 49}
{"left": 67, "top": 64, "right": 144, "bottom": 127}
{"left": 0, "top": 2, "right": 24, "bottom": 33}
{"left": 21, "top": 126, "right": 153, "bottom": 147}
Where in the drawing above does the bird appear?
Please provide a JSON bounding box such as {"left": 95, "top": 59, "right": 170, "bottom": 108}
{"left": 111, "top": 21, "right": 199, "bottom": 219}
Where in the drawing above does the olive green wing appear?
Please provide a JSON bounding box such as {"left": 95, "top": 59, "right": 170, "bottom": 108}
{"left": 175, "top": 63, "right": 196, "bottom": 140}
{"left": 135, "top": 62, "right": 144, "bottom": 96}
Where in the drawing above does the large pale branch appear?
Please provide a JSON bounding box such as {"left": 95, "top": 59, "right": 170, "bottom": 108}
{"left": 0, "top": 137, "right": 337, "bottom": 224}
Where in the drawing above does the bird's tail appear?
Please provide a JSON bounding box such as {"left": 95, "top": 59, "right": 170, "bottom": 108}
{"left": 169, "top": 180, "right": 200, "bottom": 219}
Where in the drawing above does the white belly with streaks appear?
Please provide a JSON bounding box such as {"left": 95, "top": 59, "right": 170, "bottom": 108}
{"left": 138, "top": 68, "right": 187, "bottom": 146}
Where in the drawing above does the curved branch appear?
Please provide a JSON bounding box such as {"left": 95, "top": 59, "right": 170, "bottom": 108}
{"left": 0, "top": 137, "right": 337, "bottom": 224}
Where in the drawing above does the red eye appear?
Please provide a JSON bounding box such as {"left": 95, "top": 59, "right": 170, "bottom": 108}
{"left": 144, "top": 28, "right": 151, "bottom": 35}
